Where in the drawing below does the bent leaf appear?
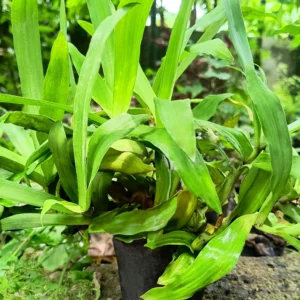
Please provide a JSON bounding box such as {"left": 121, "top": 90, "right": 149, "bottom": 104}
{"left": 188, "top": 39, "right": 233, "bottom": 61}
{"left": 0, "top": 213, "right": 90, "bottom": 231}
{"left": 89, "top": 197, "right": 177, "bottom": 235}
{"left": 100, "top": 151, "right": 154, "bottom": 175}
{"left": 73, "top": 5, "right": 135, "bottom": 211}
{"left": 49, "top": 122, "right": 78, "bottom": 202}
{"left": 145, "top": 231, "right": 196, "bottom": 252}
{"left": 130, "top": 126, "right": 221, "bottom": 213}
{"left": 155, "top": 99, "right": 196, "bottom": 161}
{"left": 142, "top": 214, "right": 257, "bottom": 300}
{"left": 193, "top": 93, "right": 233, "bottom": 121}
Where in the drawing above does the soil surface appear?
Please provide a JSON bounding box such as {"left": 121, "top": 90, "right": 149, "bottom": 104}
{"left": 91, "top": 252, "right": 300, "bottom": 300}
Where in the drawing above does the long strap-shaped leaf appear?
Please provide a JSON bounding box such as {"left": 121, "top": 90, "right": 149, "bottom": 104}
{"left": 87, "top": 0, "right": 115, "bottom": 89}
{"left": 130, "top": 126, "right": 221, "bottom": 213}
{"left": 153, "top": 0, "right": 194, "bottom": 100}
{"left": 11, "top": 0, "right": 43, "bottom": 112}
{"left": 142, "top": 214, "right": 257, "bottom": 300}
{"left": 224, "top": 0, "right": 292, "bottom": 205}
{"left": 0, "top": 179, "right": 69, "bottom": 213}
{"left": 73, "top": 5, "right": 135, "bottom": 211}
{"left": 0, "top": 213, "right": 91, "bottom": 231}
{"left": 112, "top": 0, "right": 153, "bottom": 117}
{"left": 40, "top": 32, "right": 69, "bottom": 121}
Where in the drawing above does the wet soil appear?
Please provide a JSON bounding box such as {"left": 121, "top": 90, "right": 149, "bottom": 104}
{"left": 91, "top": 252, "right": 300, "bottom": 300}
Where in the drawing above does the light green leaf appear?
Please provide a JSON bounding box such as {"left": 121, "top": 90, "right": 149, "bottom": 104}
{"left": 89, "top": 197, "right": 177, "bottom": 235}
{"left": 153, "top": 0, "right": 194, "bottom": 100}
{"left": 130, "top": 126, "right": 221, "bottom": 213}
{"left": 195, "top": 120, "right": 253, "bottom": 160}
{"left": 112, "top": 0, "right": 153, "bottom": 116}
{"left": 156, "top": 99, "right": 196, "bottom": 160}
{"left": 288, "top": 119, "right": 300, "bottom": 134}
{"left": 12, "top": 0, "right": 44, "bottom": 112}
{"left": 0, "top": 146, "right": 45, "bottom": 186}
{"left": 0, "top": 123, "right": 35, "bottom": 158}
{"left": 100, "top": 151, "right": 154, "bottom": 175}
{"left": 275, "top": 24, "right": 300, "bottom": 35}
{"left": 68, "top": 43, "right": 113, "bottom": 116}
{"left": 0, "top": 213, "right": 90, "bottom": 231}
{"left": 142, "top": 214, "right": 257, "bottom": 299}
{"left": 40, "top": 31, "right": 69, "bottom": 121}
{"left": 73, "top": 5, "right": 135, "bottom": 211}
{"left": 86, "top": 0, "right": 115, "bottom": 89}
{"left": 154, "top": 153, "right": 171, "bottom": 206}
{"left": 87, "top": 114, "right": 149, "bottom": 192}
{"left": 188, "top": 39, "right": 233, "bottom": 61}
{"left": 145, "top": 231, "right": 196, "bottom": 252}
{"left": 277, "top": 203, "right": 300, "bottom": 223}
{"left": 41, "top": 200, "right": 83, "bottom": 222}
{"left": 158, "top": 253, "right": 195, "bottom": 286}
{"left": 253, "top": 152, "right": 300, "bottom": 180}
{"left": 0, "top": 94, "right": 105, "bottom": 124}
{"left": 0, "top": 179, "right": 68, "bottom": 213}
{"left": 193, "top": 93, "right": 233, "bottom": 121}
{"left": 224, "top": 0, "right": 292, "bottom": 208}
{"left": 78, "top": 20, "right": 95, "bottom": 35}
{"left": 49, "top": 122, "right": 78, "bottom": 202}
{"left": 110, "top": 139, "right": 147, "bottom": 157}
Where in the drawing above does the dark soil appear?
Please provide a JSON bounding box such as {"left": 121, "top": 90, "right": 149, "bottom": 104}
{"left": 91, "top": 252, "right": 300, "bottom": 300}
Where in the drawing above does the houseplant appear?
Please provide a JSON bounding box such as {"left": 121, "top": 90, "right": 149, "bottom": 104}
{"left": 0, "top": 0, "right": 299, "bottom": 299}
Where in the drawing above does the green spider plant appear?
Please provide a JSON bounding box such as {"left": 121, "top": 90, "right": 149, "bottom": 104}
{"left": 0, "top": 0, "right": 299, "bottom": 298}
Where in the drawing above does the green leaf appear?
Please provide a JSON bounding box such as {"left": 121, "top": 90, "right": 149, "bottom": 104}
{"left": 112, "top": 0, "right": 153, "bottom": 116}
{"left": 40, "top": 31, "right": 69, "bottom": 121}
{"left": 155, "top": 99, "right": 196, "bottom": 161}
{"left": 153, "top": 0, "right": 194, "bottom": 100}
{"left": 0, "top": 213, "right": 90, "bottom": 231}
{"left": 11, "top": 0, "right": 44, "bottom": 112}
{"left": 130, "top": 126, "right": 221, "bottom": 213}
{"left": 275, "top": 24, "right": 300, "bottom": 35}
{"left": 87, "top": 114, "right": 149, "bottom": 190}
{"left": 277, "top": 203, "right": 300, "bottom": 223}
{"left": 167, "top": 190, "right": 198, "bottom": 231}
{"left": 49, "top": 122, "right": 78, "bottom": 202}
{"left": 41, "top": 200, "right": 83, "bottom": 221}
{"left": 257, "top": 222, "right": 300, "bottom": 237}
{"left": 73, "top": 5, "right": 135, "bottom": 211}
{"left": 89, "top": 197, "right": 177, "bottom": 235}
{"left": 0, "top": 94, "right": 106, "bottom": 124}
{"left": 142, "top": 214, "right": 257, "bottom": 299}
{"left": 78, "top": 20, "right": 95, "bottom": 35}
{"left": 233, "top": 167, "right": 271, "bottom": 217}
{"left": 288, "top": 119, "right": 300, "bottom": 134}
{"left": 145, "top": 231, "right": 196, "bottom": 252}
{"left": 224, "top": 0, "right": 292, "bottom": 206}
{"left": 177, "top": 5, "right": 226, "bottom": 79}
{"left": 100, "top": 151, "right": 154, "bottom": 174}
{"left": 86, "top": 0, "right": 115, "bottom": 89}
{"left": 193, "top": 93, "right": 233, "bottom": 121}
{"left": 60, "top": 0, "right": 67, "bottom": 35}
{"left": 154, "top": 153, "right": 171, "bottom": 206}
{"left": 253, "top": 152, "right": 300, "bottom": 180}
{"left": 134, "top": 65, "right": 157, "bottom": 117}
{"left": 68, "top": 43, "right": 113, "bottom": 116}
{"left": 0, "top": 123, "right": 35, "bottom": 158}
{"left": 188, "top": 39, "right": 233, "bottom": 61}
{"left": 110, "top": 139, "right": 147, "bottom": 157}
{"left": 195, "top": 120, "right": 253, "bottom": 160}
{"left": 158, "top": 253, "right": 195, "bottom": 285}
{"left": 0, "top": 146, "right": 45, "bottom": 186}
{"left": 0, "top": 179, "right": 68, "bottom": 213}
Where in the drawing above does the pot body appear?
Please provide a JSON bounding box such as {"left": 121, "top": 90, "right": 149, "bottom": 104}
{"left": 113, "top": 238, "right": 204, "bottom": 300}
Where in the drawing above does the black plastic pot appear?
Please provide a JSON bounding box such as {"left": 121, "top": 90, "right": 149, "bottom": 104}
{"left": 113, "top": 238, "right": 204, "bottom": 300}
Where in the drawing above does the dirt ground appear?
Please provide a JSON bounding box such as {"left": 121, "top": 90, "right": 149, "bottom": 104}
{"left": 92, "top": 252, "right": 300, "bottom": 300}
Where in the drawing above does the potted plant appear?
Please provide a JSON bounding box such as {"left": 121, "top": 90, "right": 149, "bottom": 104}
{"left": 0, "top": 0, "right": 299, "bottom": 299}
